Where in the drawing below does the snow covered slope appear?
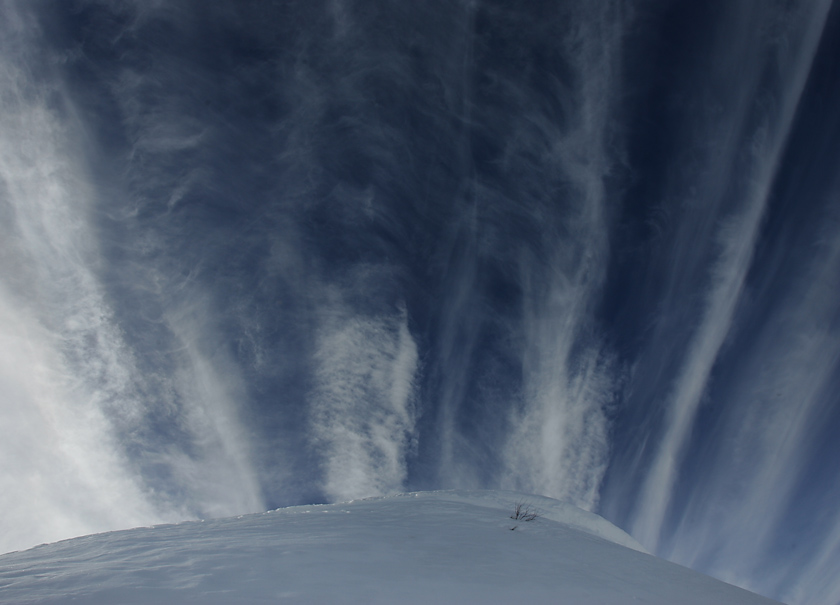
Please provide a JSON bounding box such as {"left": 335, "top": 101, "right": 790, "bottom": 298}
{"left": 0, "top": 490, "right": 779, "bottom": 604}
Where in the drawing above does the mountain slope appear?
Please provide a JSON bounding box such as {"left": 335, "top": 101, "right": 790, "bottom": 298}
{"left": 0, "top": 490, "right": 779, "bottom": 604}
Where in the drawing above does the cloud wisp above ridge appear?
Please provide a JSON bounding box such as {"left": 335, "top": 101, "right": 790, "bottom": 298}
{"left": 668, "top": 191, "right": 840, "bottom": 601}
{"left": 0, "top": 4, "right": 163, "bottom": 552}
{"left": 499, "top": 2, "right": 625, "bottom": 511}
{"left": 629, "top": 0, "right": 833, "bottom": 552}
{"left": 311, "top": 295, "right": 419, "bottom": 502}
{"left": 0, "top": 1, "right": 265, "bottom": 553}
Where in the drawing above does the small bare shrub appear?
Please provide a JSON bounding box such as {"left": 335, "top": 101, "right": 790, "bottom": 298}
{"left": 510, "top": 502, "right": 539, "bottom": 522}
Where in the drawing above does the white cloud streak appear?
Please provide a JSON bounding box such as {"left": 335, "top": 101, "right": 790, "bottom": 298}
{"left": 0, "top": 4, "right": 163, "bottom": 553}
{"left": 630, "top": 0, "right": 833, "bottom": 551}
{"left": 158, "top": 304, "right": 266, "bottom": 518}
{"left": 311, "top": 293, "right": 419, "bottom": 502}
{"left": 0, "top": 0, "right": 265, "bottom": 553}
{"left": 0, "top": 290, "right": 160, "bottom": 555}
{"left": 500, "top": 3, "right": 624, "bottom": 511}
{"left": 662, "top": 186, "right": 840, "bottom": 602}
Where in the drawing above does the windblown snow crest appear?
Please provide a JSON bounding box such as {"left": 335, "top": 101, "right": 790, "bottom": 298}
{"left": 0, "top": 490, "right": 779, "bottom": 605}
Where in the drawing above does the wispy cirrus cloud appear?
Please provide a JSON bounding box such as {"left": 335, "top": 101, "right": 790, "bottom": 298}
{"left": 0, "top": 1, "right": 265, "bottom": 553}
{"left": 0, "top": 3, "right": 163, "bottom": 553}
{"left": 310, "top": 287, "right": 419, "bottom": 502}
{"left": 499, "top": 2, "right": 625, "bottom": 511}
{"left": 662, "top": 183, "right": 840, "bottom": 602}
{"left": 629, "top": 0, "right": 832, "bottom": 552}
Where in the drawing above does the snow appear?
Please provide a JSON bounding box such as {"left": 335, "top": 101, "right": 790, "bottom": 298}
{"left": 0, "top": 490, "right": 780, "bottom": 604}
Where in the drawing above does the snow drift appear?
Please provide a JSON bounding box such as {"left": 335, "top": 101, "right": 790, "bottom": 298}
{"left": 0, "top": 490, "right": 779, "bottom": 604}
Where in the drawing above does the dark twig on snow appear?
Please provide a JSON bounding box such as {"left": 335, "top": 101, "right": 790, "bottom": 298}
{"left": 510, "top": 502, "right": 540, "bottom": 522}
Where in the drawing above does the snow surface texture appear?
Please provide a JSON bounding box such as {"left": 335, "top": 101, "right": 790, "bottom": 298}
{"left": 0, "top": 490, "right": 778, "bottom": 604}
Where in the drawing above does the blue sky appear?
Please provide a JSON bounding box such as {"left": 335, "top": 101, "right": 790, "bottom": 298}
{"left": 1, "top": 1, "right": 838, "bottom": 603}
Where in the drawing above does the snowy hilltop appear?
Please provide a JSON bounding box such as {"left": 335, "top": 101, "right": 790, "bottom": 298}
{"left": 0, "top": 490, "right": 779, "bottom": 604}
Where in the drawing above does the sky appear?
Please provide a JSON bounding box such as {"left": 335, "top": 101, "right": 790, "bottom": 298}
{"left": 0, "top": 0, "right": 838, "bottom": 603}
{"left": 0, "top": 490, "right": 780, "bottom": 604}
